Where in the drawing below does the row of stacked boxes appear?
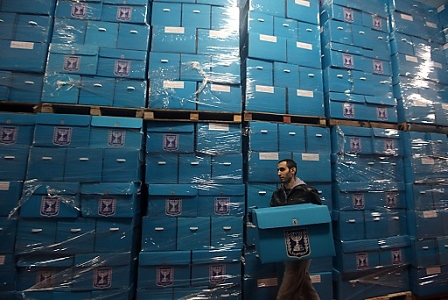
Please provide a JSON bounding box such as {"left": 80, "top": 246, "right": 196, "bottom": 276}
{"left": 0, "top": 0, "right": 447, "bottom": 300}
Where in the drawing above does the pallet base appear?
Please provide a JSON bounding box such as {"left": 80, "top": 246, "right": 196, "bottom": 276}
{"left": 144, "top": 109, "right": 242, "bottom": 123}
{"left": 40, "top": 103, "right": 145, "bottom": 118}
{"left": 244, "top": 111, "right": 326, "bottom": 126}
{"left": 328, "top": 118, "right": 399, "bottom": 129}
{"left": 398, "top": 122, "right": 448, "bottom": 134}
{"left": 366, "top": 291, "right": 412, "bottom": 300}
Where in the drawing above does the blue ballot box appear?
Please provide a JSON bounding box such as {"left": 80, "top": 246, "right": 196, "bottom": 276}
{"left": 252, "top": 203, "right": 335, "bottom": 264}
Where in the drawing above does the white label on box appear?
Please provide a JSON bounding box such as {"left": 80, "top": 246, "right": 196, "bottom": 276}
{"left": 310, "top": 275, "right": 321, "bottom": 283}
{"left": 209, "top": 30, "right": 227, "bottom": 38}
{"left": 296, "top": 41, "right": 312, "bottom": 50}
{"left": 0, "top": 182, "right": 10, "bottom": 190}
{"left": 442, "top": 103, "right": 448, "bottom": 110}
{"left": 259, "top": 152, "right": 279, "bottom": 160}
{"left": 260, "top": 34, "right": 277, "bottom": 43}
{"left": 163, "top": 80, "right": 184, "bottom": 89}
{"left": 433, "top": 61, "right": 442, "bottom": 69}
{"left": 302, "top": 153, "right": 319, "bottom": 161}
{"left": 437, "top": 4, "right": 445, "bottom": 12}
{"left": 0, "top": 256, "right": 4, "bottom": 265}
{"left": 413, "top": 99, "right": 427, "bottom": 107}
{"left": 426, "top": 21, "right": 437, "bottom": 28}
{"left": 297, "top": 89, "right": 313, "bottom": 97}
{"left": 10, "top": 41, "right": 34, "bottom": 49}
{"left": 211, "top": 84, "right": 230, "bottom": 92}
{"left": 426, "top": 266, "right": 442, "bottom": 275}
{"left": 421, "top": 157, "right": 434, "bottom": 165}
{"left": 400, "top": 14, "right": 413, "bottom": 21}
{"left": 423, "top": 210, "right": 437, "bottom": 218}
{"left": 405, "top": 55, "right": 418, "bottom": 63}
{"left": 444, "top": 43, "right": 448, "bottom": 50}
{"left": 165, "top": 26, "right": 184, "bottom": 34}
{"left": 256, "top": 85, "right": 275, "bottom": 93}
{"left": 295, "top": 0, "right": 310, "bottom": 7}
{"left": 208, "top": 123, "right": 229, "bottom": 131}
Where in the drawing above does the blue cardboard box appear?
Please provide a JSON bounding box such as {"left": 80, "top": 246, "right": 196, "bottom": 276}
{"left": 247, "top": 151, "right": 291, "bottom": 183}
{"left": 97, "top": 48, "right": 147, "bottom": 79}
{"left": 26, "top": 147, "right": 66, "bottom": 181}
{"left": 197, "top": 184, "right": 245, "bottom": 217}
{"left": 102, "top": 148, "right": 143, "bottom": 182}
{"left": 245, "top": 58, "right": 273, "bottom": 86}
{"left": 177, "top": 216, "right": 211, "bottom": 250}
{"left": 145, "top": 153, "right": 179, "bottom": 183}
{"left": 8, "top": 72, "right": 44, "bottom": 104}
{"left": 196, "top": 123, "right": 242, "bottom": 154}
{"left": 252, "top": 204, "right": 335, "bottom": 263}
{"left": 378, "top": 235, "right": 411, "bottom": 267}
{"left": 0, "top": 40, "right": 48, "bottom": 73}
{"left": 102, "top": 0, "right": 149, "bottom": 25}
{"left": 0, "top": 217, "right": 17, "bottom": 253}
{"left": 151, "top": 26, "right": 196, "bottom": 54}
{"left": 89, "top": 115, "right": 143, "bottom": 149}
{"left": 20, "top": 181, "right": 80, "bottom": 219}
{"left": 292, "top": 152, "right": 332, "bottom": 182}
{"left": 148, "top": 79, "right": 197, "bottom": 110}
{"left": 146, "top": 122, "right": 194, "bottom": 153}
{"left": 197, "top": 28, "right": 240, "bottom": 56}
{"left": 138, "top": 250, "right": 191, "bottom": 288}
{"left": 286, "top": 38, "right": 321, "bottom": 69}
{"left": 94, "top": 219, "right": 137, "bottom": 252}
{"left": 210, "top": 154, "right": 243, "bottom": 184}
{"left": 78, "top": 76, "right": 115, "bottom": 106}
{"left": 15, "top": 219, "right": 57, "bottom": 254}
{"left": 151, "top": 2, "right": 181, "bottom": 26}
{"left": 0, "top": 146, "right": 29, "bottom": 180}
{"left": 148, "top": 52, "right": 180, "bottom": 80}
{"left": 46, "top": 43, "right": 99, "bottom": 76}
{"left": 1, "top": 0, "right": 56, "bottom": 15}
{"left": 113, "top": 78, "right": 147, "bottom": 108}
{"left": 210, "top": 216, "right": 243, "bottom": 249}
{"left": 117, "top": 23, "right": 150, "bottom": 51}
{"left": 141, "top": 216, "right": 176, "bottom": 251}
{"left": 0, "top": 113, "right": 35, "bottom": 147}
{"left": 247, "top": 32, "right": 287, "bottom": 62}
{"left": 286, "top": 0, "right": 319, "bottom": 25}
{"left": 80, "top": 182, "right": 141, "bottom": 218}
{"left": 55, "top": 0, "right": 103, "bottom": 20}
{"left": 55, "top": 218, "right": 96, "bottom": 254}
{"left": 41, "top": 73, "right": 81, "bottom": 104}
{"left": 178, "top": 153, "right": 211, "bottom": 184}
{"left": 0, "top": 181, "right": 22, "bottom": 217}
{"left": 248, "top": 121, "right": 278, "bottom": 152}
{"left": 245, "top": 83, "right": 286, "bottom": 114}
{"left": 183, "top": 3, "right": 211, "bottom": 29}
{"left": 278, "top": 123, "right": 305, "bottom": 152}
{"left": 147, "top": 183, "right": 198, "bottom": 217}
{"left": 64, "top": 148, "right": 103, "bottom": 182}
{"left": 14, "top": 14, "right": 53, "bottom": 43}
{"left": 197, "top": 83, "right": 242, "bottom": 112}
{"left": 334, "top": 238, "right": 380, "bottom": 273}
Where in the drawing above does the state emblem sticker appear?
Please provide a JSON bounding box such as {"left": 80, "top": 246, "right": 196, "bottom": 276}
{"left": 284, "top": 228, "right": 310, "bottom": 259}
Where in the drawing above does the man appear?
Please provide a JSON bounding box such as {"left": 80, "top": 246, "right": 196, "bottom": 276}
{"left": 270, "top": 158, "right": 321, "bottom": 300}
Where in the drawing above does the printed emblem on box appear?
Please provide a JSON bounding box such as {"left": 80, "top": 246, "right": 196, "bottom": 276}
{"left": 37, "top": 269, "right": 55, "bottom": 288}
{"left": 166, "top": 197, "right": 182, "bottom": 216}
{"left": 373, "top": 60, "right": 384, "bottom": 74}
{"left": 0, "top": 126, "right": 17, "bottom": 144}
{"left": 40, "top": 196, "right": 60, "bottom": 217}
{"left": 157, "top": 266, "right": 174, "bottom": 287}
{"left": 356, "top": 252, "right": 369, "bottom": 270}
{"left": 350, "top": 137, "right": 362, "bottom": 153}
{"left": 64, "top": 56, "right": 81, "bottom": 72}
{"left": 214, "top": 197, "right": 230, "bottom": 215}
{"left": 352, "top": 193, "right": 365, "bottom": 209}
{"left": 53, "top": 126, "right": 72, "bottom": 146}
{"left": 372, "top": 16, "right": 383, "bottom": 31}
{"left": 343, "top": 103, "right": 355, "bottom": 118}
{"left": 98, "top": 196, "right": 117, "bottom": 217}
{"left": 386, "top": 192, "right": 398, "bottom": 208}
{"left": 163, "top": 134, "right": 179, "bottom": 151}
{"left": 284, "top": 229, "right": 310, "bottom": 258}
{"left": 108, "top": 130, "right": 126, "bottom": 147}
{"left": 210, "top": 264, "right": 226, "bottom": 284}
{"left": 114, "top": 60, "right": 131, "bottom": 77}
{"left": 344, "top": 8, "right": 354, "bottom": 22}
{"left": 71, "top": 3, "right": 87, "bottom": 18}
{"left": 342, "top": 54, "right": 354, "bottom": 68}
{"left": 392, "top": 249, "right": 402, "bottom": 265}
{"left": 377, "top": 107, "right": 388, "bottom": 120}
{"left": 94, "top": 267, "right": 112, "bottom": 289}
{"left": 117, "top": 6, "right": 132, "bottom": 21}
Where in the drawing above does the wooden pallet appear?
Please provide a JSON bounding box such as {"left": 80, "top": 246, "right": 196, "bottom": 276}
{"left": 398, "top": 122, "right": 448, "bottom": 134}
{"left": 366, "top": 291, "right": 412, "bottom": 300}
{"left": 244, "top": 111, "right": 326, "bottom": 126}
{"left": 144, "top": 109, "right": 242, "bottom": 123}
{"left": 328, "top": 118, "right": 399, "bottom": 130}
{"left": 0, "top": 101, "right": 40, "bottom": 114}
{"left": 412, "top": 293, "right": 448, "bottom": 300}
{"left": 39, "top": 103, "right": 145, "bottom": 118}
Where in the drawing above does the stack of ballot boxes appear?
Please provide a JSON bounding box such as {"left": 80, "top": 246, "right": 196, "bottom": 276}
{"left": 0, "top": 0, "right": 56, "bottom": 105}
{"left": 402, "top": 131, "right": 448, "bottom": 297}
{"left": 0, "top": 112, "right": 36, "bottom": 300}
{"left": 42, "top": 0, "right": 150, "bottom": 108}
{"left": 14, "top": 112, "right": 144, "bottom": 299}
{"left": 139, "top": 120, "right": 244, "bottom": 299}
{"left": 388, "top": 0, "right": 448, "bottom": 126}
{"left": 320, "top": 0, "right": 398, "bottom": 124}
{"left": 331, "top": 125, "right": 411, "bottom": 300}
{"left": 241, "top": 0, "right": 324, "bottom": 117}
{"left": 244, "top": 120, "right": 334, "bottom": 300}
{"left": 147, "top": 0, "right": 245, "bottom": 113}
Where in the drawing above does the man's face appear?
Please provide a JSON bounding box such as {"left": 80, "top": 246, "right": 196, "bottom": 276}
{"left": 277, "top": 161, "right": 295, "bottom": 184}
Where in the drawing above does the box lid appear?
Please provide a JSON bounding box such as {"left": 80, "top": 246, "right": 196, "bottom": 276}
{"left": 75, "top": 252, "right": 131, "bottom": 267}
{"left": 50, "top": 43, "right": 99, "bottom": 56}
{"left": 365, "top": 95, "right": 396, "bottom": 106}
{"left": 103, "top": 0, "right": 147, "bottom": 4}
{"left": 328, "top": 92, "right": 365, "bottom": 103}
{"left": 252, "top": 204, "right": 331, "bottom": 229}
{"left": 91, "top": 115, "right": 142, "bottom": 129}
{"left": 17, "top": 255, "right": 74, "bottom": 267}
{"left": 0, "top": 112, "right": 35, "bottom": 125}
{"left": 334, "top": 125, "right": 372, "bottom": 137}
{"left": 197, "top": 184, "right": 245, "bottom": 196}
{"left": 191, "top": 248, "right": 241, "bottom": 264}
{"left": 146, "top": 122, "right": 194, "bottom": 133}
{"left": 27, "top": 181, "right": 80, "bottom": 195}
{"left": 99, "top": 47, "right": 147, "bottom": 60}
{"left": 378, "top": 235, "right": 411, "bottom": 249}
{"left": 336, "top": 238, "right": 379, "bottom": 253}
{"left": 80, "top": 182, "right": 140, "bottom": 195}
{"left": 337, "top": 181, "right": 405, "bottom": 193}
{"left": 372, "top": 128, "right": 401, "bottom": 138}
{"left": 138, "top": 250, "right": 190, "bottom": 266}
{"left": 148, "top": 184, "right": 197, "bottom": 196}
{"left": 35, "top": 113, "right": 91, "bottom": 126}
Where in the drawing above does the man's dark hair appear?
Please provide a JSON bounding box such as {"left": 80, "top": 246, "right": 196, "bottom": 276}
{"left": 279, "top": 159, "right": 297, "bottom": 175}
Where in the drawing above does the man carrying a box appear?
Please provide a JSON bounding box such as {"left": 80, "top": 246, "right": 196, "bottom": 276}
{"left": 271, "top": 158, "right": 322, "bottom": 300}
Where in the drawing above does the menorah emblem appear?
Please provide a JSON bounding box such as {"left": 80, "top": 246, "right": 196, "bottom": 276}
{"left": 0, "top": 126, "right": 17, "bottom": 144}
{"left": 392, "top": 249, "right": 402, "bottom": 264}
{"left": 357, "top": 253, "right": 368, "bottom": 270}
{"left": 71, "top": 3, "right": 87, "bottom": 18}
{"left": 377, "top": 107, "right": 388, "bottom": 120}
{"left": 114, "top": 60, "right": 131, "bottom": 77}
{"left": 343, "top": 54, "right": 354, "bottom": 68}
{"left": 344, "top": 8, "right": 354, "bottom": 22}
{"left": 64, "top": 56, "right": 80, "bottom": 72}
{"left": 285, "top": 229, "right": 310, "bottom": 258}
{"left": 40, "top": 196, "right": 60, "bottom": 217}
{"left": 214, "top": 197, "right": 230, "bottom": 215}
{"left": 53, "top": 126, "right": 72, "bottom": 146}
{"left": 157, "top": 267, "right": 173, "bottom": 286}
{"left": 373, "top": 60, "right": 384, "bottom": 74}
{"left": 210, "top": 264, "right": 225, "bottom": 284}
{"left": 117, "top": 6, "right": 132, "bottom": 21}
{"left": 386, "top": 192, "right": 397, "bottom": 207}
{"left": 99, "top": 197, "right": 116, "bottom": 216}
{"left": 37, "top": 270, "right": 55, "bottom": 288}
{"left": 166, "top": 198, "right": 182, "bottom": 216}
{"left": 350, "top": 137, "right": 362, "bottom": 153}
{"left": 343, "top": 103, "right": 355, "bottom": 118}
{"left": 94, "top": 268, "right": 112, "bottom": 289}
{"left": 108, "top": 130, "right": 125, "bottom": 147}
{"left": 373, "top": 17, "right": 383, "bottom": 30}
{"left": 353, "top": 193, "right": 365, "bottom": 209}
{"left": 163, "top": 134, "right": 179, "bottom": 151}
